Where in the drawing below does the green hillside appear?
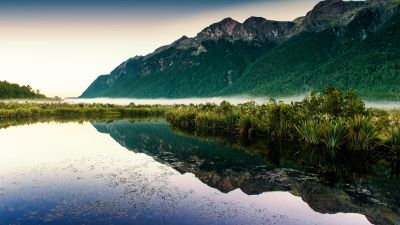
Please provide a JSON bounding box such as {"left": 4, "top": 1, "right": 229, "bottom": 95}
{"left": 223, "top": 7, "right": 400, "bottom": 100}
{"left": 81, "top": 40, "right": 275, "bottom": 98}
{"left": 0, "top": 81, "right": 46, "bottom": 99}
{"left": 81, "top": 0, "right": 400, "bottom": 100}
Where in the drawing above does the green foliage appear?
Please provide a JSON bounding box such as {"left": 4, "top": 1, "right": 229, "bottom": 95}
{"left": 0, "top": 102, "right": 166, "bottom": 119}
{"left": 238, "top": 114, "right": 257, "bottom": 136}
{"left": 166, "top": 87, "right": 400, "bottom": 165}
{"left": 224, "top": 11, "right": 400, "bottom": 100}
{"left": 0, "top": 81, "right": 46, "bottom": 99}
{"left": 81, "top": 39, "right": 275, "bottom": 98}
{"left": 346, "top": 116, "right": 379, "bottom": 152}
{"left": 296, "top": 120, "right": 323, "bottom": 145}
{"left": 301, "top": 87, "right": 367, "bottom": 118}
{"left": 387, "top": 126, "right": 400, "bottom": 155}
{"left": 81, "top": 8, "right": 400, "bottom": 100}
{"left": 325, "top": 119, "right": 347, "bottom": 150}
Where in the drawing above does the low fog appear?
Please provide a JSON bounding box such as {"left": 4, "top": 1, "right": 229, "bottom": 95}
{"left": 65, "top": 96, "right": 400, "bottom": 109}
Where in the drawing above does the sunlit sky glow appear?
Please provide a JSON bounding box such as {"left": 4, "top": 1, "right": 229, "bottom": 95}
{"left": 0, "top": 0, "right": 325, "bottom": 97}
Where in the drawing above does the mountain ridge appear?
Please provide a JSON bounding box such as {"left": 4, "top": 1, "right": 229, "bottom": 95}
{"left": 81, "top": 0, "right": 400, "bottom": 100}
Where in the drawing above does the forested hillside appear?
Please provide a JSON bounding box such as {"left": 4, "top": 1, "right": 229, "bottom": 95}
{"left": 0, "top": 81, "right": 46, "bottom": 99}
{"left": 81, "top": 0, "right": 400, "bottom": 100}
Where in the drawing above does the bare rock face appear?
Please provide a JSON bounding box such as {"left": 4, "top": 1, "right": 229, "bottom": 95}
{"left": 301, "top": 0, "right": 367, "bottom": 31}
{"left": 241, "top": 17, "right": 296, "bottom": 42}
{"left": 197, "top": 17, "right": 242, "bottom": 40}
{"left": 196, "top": 17, "right": 296, "bottom": 42}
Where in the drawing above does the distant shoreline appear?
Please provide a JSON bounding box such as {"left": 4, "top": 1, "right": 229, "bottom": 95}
{"left": 2, "top": 97, "right": 400, "bottom": 109}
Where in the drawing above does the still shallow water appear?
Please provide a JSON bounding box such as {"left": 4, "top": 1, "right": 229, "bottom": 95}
{"left": 0, "top": 120, "right": 396, "bottom": 224}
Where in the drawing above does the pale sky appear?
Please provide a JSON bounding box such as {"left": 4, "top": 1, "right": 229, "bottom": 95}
{"left": 0, "top": 0, "right": 323, "bottom": 97}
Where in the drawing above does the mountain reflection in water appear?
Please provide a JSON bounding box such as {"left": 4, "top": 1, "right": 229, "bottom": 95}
{"left": 93, "top": 121, "right": 400, "bottom": 225}
{"left": 0, "top": 120, "right": 398, "bottom": 225}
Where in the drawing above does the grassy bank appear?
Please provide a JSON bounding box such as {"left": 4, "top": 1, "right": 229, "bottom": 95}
{"left": 1, "top": 88, "right": 399, "bottom": 165}
{"left": 0, "top": 102, "right": 167, "bottom": 119}
{"left": 166, "top": 88, "right": 400, "bottom": 164}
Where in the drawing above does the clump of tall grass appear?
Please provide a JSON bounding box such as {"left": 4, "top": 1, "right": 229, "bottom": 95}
{"left": 266, "top": 103, "right": 292, "bottom": 139}
{"left": 324, "top": 119, "right": 346, "bottom": 150}
{"left": 296, "top": 120, "right": 323, "bottom": 145}
{"left": 194, "top": 112, "right": 220, "bottom": 130}
{"left": 238, "top": 114, "right": 257, "bottom": 136}
{"left": 0, "top": 102, "right": 167, "bottom": 119}
{"left": 346, "top": 116, "right": 379, "bottom": 152}
{"left": 387, "top": 126, "right": 400, "bottom": 156}
{"left": 166, "top": 107, "right": 196, "bottom": 129}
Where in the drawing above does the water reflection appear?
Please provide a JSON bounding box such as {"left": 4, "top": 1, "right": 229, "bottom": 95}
{"left": 0, "top": 120, "right": 397, "bottom": 224}
{"left": 93, "top": 121, "right": 400, "bottom": 225}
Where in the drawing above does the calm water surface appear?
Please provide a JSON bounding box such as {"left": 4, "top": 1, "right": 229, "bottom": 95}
{"left": 0, "top": 120, "right": 398, "bottom": 225}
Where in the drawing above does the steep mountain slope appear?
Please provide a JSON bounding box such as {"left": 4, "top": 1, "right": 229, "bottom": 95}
{"left": 81, "top": 0, "right": 400, "bottom": 99}
{"left": 223, "top": 2, "right": 400, "bottom": 99}
{"left": 82, "top": 38, "right": 275, "bottom": 98}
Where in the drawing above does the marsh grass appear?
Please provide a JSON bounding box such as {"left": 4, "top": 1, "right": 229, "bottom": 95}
{"left": 325, "top": 119, "right": 347, "bottom": 150}
{"left": 296, "top": 120, "right": 323, "bottom": 146}
{"left": 2, "top": 87, "right": 400, "bottom": 167}
{"left": 0, "top": 102, "right": 167, "bottom": 119}
{"left": 166, "top": 88, "right": 400, "bottom": 169}
{"left": 387, "top": 126, "right": 400, "bottom": 156}
{"left": 346, "top": 116, "right": 379, "bottom": 152}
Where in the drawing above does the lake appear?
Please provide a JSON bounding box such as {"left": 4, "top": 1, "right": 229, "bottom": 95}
{"left": 0, "top": 120, "right": 399, "bottom": 225}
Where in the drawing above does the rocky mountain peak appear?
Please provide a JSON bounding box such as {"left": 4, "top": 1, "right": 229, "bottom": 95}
{"left": 197, "top": 16, "right": 295, "bottom": 42}
{"left": 197, "top": 17, "right": 241, "bottom": 40}
{"left": 171, "top": 35, "right": 190, "bottom": 46}
{"left": 242, "top": 16, "right": 268, "bottom": 27}
{"left": 302, "top": 0, "right": 367, "bottom": 31}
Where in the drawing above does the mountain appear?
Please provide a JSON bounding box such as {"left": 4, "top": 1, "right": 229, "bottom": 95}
{"left": 81, "top": 0, "right": 400, "bottom": 100}
{"left": 0, "top": 80, "right": 46, "bottom": 99}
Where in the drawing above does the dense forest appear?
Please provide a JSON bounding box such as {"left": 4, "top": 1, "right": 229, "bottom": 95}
{"left": 0, "top": 81, "right": 46, "bottom": 99}
{"left": 81, "top": 39, "right": 275, "bottom": 98}
{"left": 223, "top": 10, "right": 400, "bottom": 100}
{"left": 81, "top": 0, "right": 400, "bottom": 100}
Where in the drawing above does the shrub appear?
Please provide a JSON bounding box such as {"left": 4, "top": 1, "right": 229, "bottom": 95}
{"left": 346, "top": 116, "right": 379, "bottom": 152}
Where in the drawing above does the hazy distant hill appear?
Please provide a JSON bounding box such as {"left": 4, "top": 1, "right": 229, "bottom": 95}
{"left": 0, "top": 80, "right": 46, "bottom": 99}
{"left": 81, "top": 0, "right": 400, "bottom": 100}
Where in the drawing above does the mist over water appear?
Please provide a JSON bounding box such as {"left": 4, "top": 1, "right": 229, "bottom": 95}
{"left": 66, "top": 95, "right": 307, "bottom": 105}
{"left": 2, "top": 96, "right": 400, "bottom": 109}
{"left": 363, "top": 101, "right": 400, "bottom": 109}
{"left": 67, "top": 96, "right": 400, "bottom": 109}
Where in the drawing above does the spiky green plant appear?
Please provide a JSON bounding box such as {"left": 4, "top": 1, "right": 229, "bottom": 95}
{"left": 387, "top": 126, "right": 400, "bottom": 155}
{"left": 296, "top": 120, "right": 323, "bottom": 145}
{"left": 325, "top": 119, "right": 347, "bottom": 150}
{"left": 221, "top": 112, "right": 240, "bottom": 132}
{"left": 238, "top": 114, "right": 257, "bottom": 136}
{"left": 194, "top": 112, "right": 221, "bottom": 130}
{"left": 346, "top": 116, "right": 378, "bottom": 152}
